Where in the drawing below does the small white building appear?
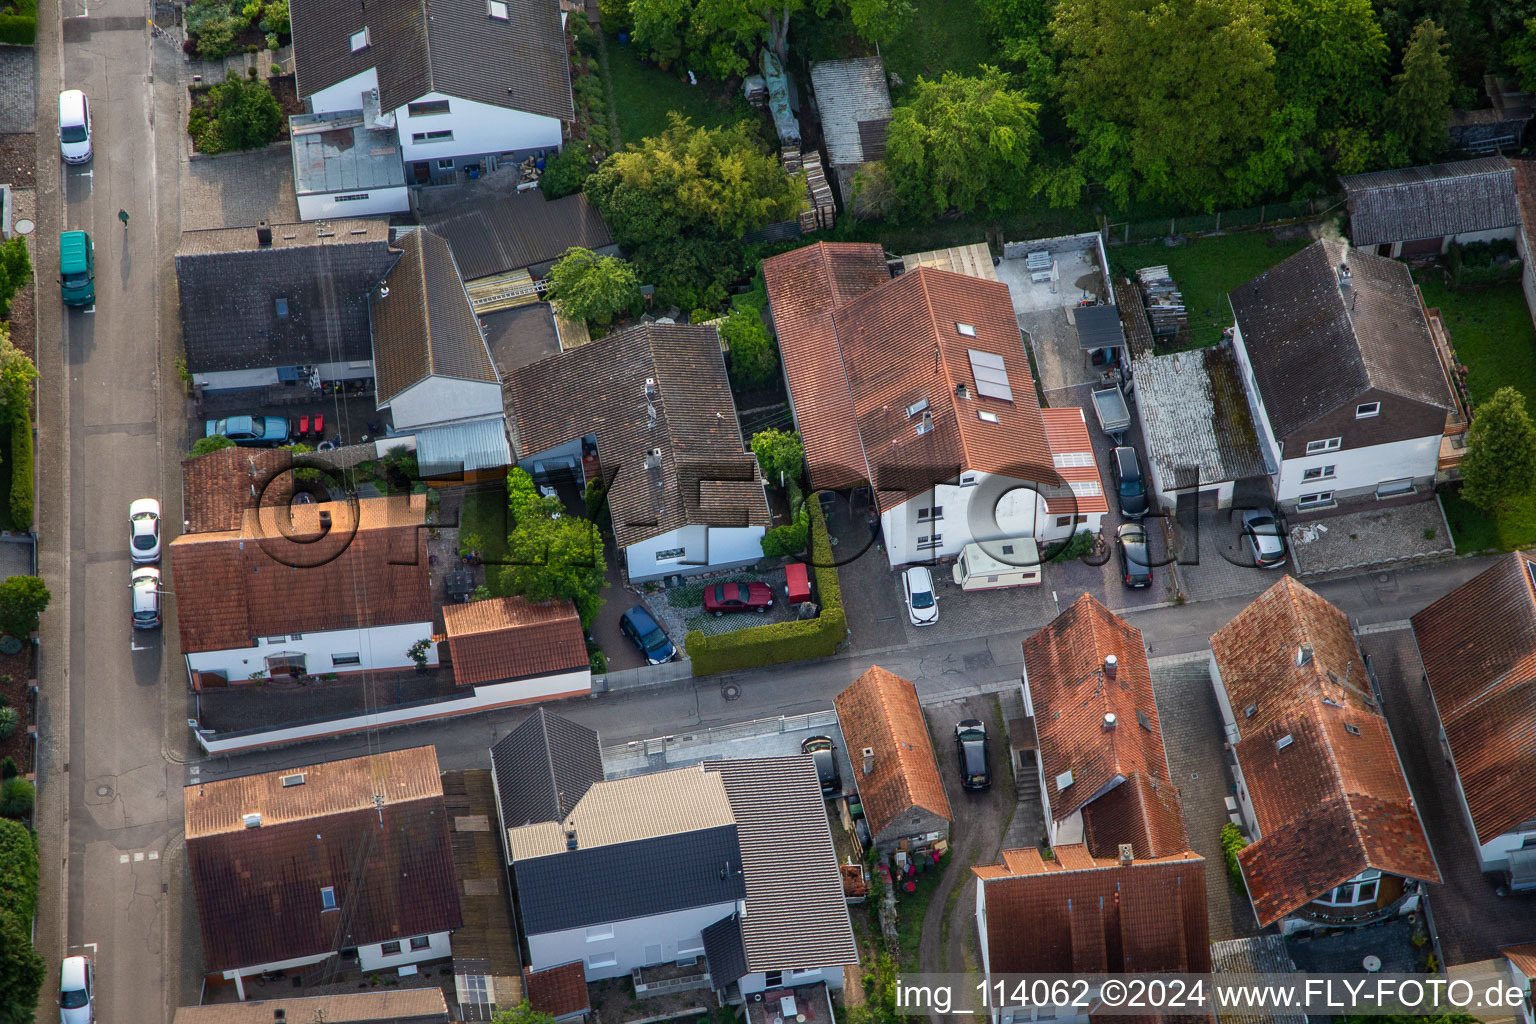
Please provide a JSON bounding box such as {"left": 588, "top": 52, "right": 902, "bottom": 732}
{"left": 289, "top": 106, "right": 410, "bottom": 222}
{"left": 185, "top": 747, "right": 461, "bottom": 1000}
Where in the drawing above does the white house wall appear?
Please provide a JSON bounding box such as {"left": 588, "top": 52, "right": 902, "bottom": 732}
{"left": 357, "top": 930, "right": 453, "bottom": 971}
{"left": 385, "top": 377, "right": 504, "bottom": 431}
{"left": 525, "top": 901, "right": 735, "bottom": 980}
{"left": 307, "top": 68, "right": 380, "bottom": 115}
{"left": 184, "top": 621, "right": 437, "bottom": 684}
{"left": 624, "top": 525, "right": 766, "bottom": 582}
{"left": 738, "top": 966, "right": 843, "bottom": 996}
{"left": 297, "top": 186, "right": 410, "bottom": 223}
{"left": 395, "top": 92, "right": 562, "bottom": 166}
{"left": 881, "top": 472, "right": 1082, "bottom": 568}
{"left": 1276, "top": 435, "right": 1439, "bottom": 502}
{"left": 1478, "top": 825, "right": 1536, "bottom": 874}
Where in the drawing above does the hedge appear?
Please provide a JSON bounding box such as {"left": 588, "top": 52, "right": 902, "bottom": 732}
{"left": 1220, "top": 822, "right": 1248, "bottom": 894}
{"left": 0, "top": 0, "right": 35, "bottom": 43}
{"left": 0, "top": 819, "right": 37, "bottom": 924}
{"left": 9, "top": 410, "right": 31, "bottom": 530}
{"left": 1447, "top": 239, "right": 1523, "bottom": 289}
{"left": 685, "top": 498, "right": 846, "bottom": 675}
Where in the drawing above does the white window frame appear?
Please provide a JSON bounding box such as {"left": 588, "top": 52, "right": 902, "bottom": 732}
{"left": 1376, "top": 477, "right": 1415, "bottom": 498}
{"left": 349, "top": 27, "right": 369, "bottom": 51}
{"left": 380, "top": 940, "right": 402, "bottom": 956}
{"left": 917, "top": 534, "right": 942, "bottom": 550}
{"left": 409, "top": 935, "right": 431, "bottom": 951}
{"left": 411, "top": 129, "right": 454, "bottom": 144}
{"left": 917, "top": 506, "right": 943, "bottom": 522}
{"left": 655, "top": 547, "right": 685, "bottom": 561}
{"left": 977, "top": 410, "right": 1000, "bottom": 423}
{"left": 1355, "top": 402, "right": 1380, "bottom": 419}
{"left": 332, "top": 653, "right": 361, "bottom": 667}
{"left": 1297, "top": 491, "right": 1334, "bottom": 509}
{"left": 959, "top": 473, "right": 977, "bottom": 487}
{"left": 1301, "top": 465, "right": 1335, "bottom": 481}
{"left": 437, "top": 158, "right": 457, "bottom": 170}
{"left": 487, "top": 0, "right": 509, "bottom": 16}
{"left": 407, "top": 99, "right": 452, "bottom": 117}
{"left": 587, "top": 952, "right": 618, "bottom": 969}
{"left": 1305, "top": 437, "right": 1342, "bottom": 454}
{"left": 585, "top": 925, "right": 615, "bottom": 941}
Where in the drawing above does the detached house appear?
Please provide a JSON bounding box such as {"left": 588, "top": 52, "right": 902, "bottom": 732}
{"left": 1340, "top": 157, "right": 1519, "bottom": 257}
{"left": 1209, "top": 577, "right": 1441, "bottom": 933}
{"left": 289, "top": 0, "right": 572, "bottom": 186}
{"left": 1410, "top": 550, "right": 1536, "bottom": 887}
{"left": 763, "top": 242, "right": 1106, "bottom": 568}
{"left": 504, "top": 322, "right": 769, "bottom": 583}
{"left": 186, "top": 746, "right": 462, "bottom": 999}
{"left": 1227, "top": 239, "right": 1460, "bottom": 515}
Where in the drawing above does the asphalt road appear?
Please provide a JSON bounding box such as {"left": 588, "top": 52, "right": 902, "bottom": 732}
{"left": 32, "top": 0, "right": 188, "bottom": 1022}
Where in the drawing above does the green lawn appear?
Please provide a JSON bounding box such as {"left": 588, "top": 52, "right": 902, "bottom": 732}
{"left": 1440, "top": 486, "right": 1536, "bottom": 553}
{"left": 457, "top": 485, "right": 510, "bottom": 593}
{"left": 893, "top": 850, "right": 950, "bottom": 969}
{"left": 1413, "top": 275, "right": 1536, "bottom": 411}
{"left": 604, "top": 37, "right": 756, "bottom": 145}
{"left": 1107, "top": 232, "right": 1312, "bottom": 349}
{"left": 880, "top": 0, "right": 996, "bottom": 88}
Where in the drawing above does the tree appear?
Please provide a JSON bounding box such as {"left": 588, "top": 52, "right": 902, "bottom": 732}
{"left": 190, "top": 435, "right": 236, "bottom": 457}
{"left": 720, "top": 309, "right": 778, "bottom": 389}
{"left": 1388, "top": 20, "right": 1453, "bottom": 163}
{"left": 497, "top": 469, "right": 607, "bottom": 627}
{"left": 0, "top": 327, "right": 36, "bottom": 422}
{"left": 193, "top": 78, "right": 283, "bottom": 154}
{"left": 539, "top": 144, "right": 594, "bottom": 200}
{"left": 0, "top": 576, "right": 49, "bottom": 639}
{"left": 1267, "top": 0, "right": 1389, "bottom": 178}
{"left": 0, "top": 238, "right": 32, "bottom": 322}
{"left": 1459, "top": 386, "right": 1536, "bottom": 513}
{"left": 883, "top": 67, "right": 1040, "bottom": 217}
{"left": 751, "top": 428, "right": 804, "bottom": 486}
{"left": 1052, "top": 0, "right": 1279, "bottom": 208}
{"left": 0, "top": 906, "right": 45, "bottom": 1024}
{"left": 0, "top": 779, "right": 30, "bottom": 820}
{"left": 0, "top": 819, "right": 38, "bottom": 924}
{"left": 1506, "top": 18, "right": 1536, "bottom": 92}
{"left": 490, "top": 1004, "right": 556, "bottom": 1024}
{"left": 628, "top": 0, "right": 830, "bottom": 75}
{"left": 546, "top": 248, "right": 641, "bottom": 332}
{"left": 848, "top": 0, "right": 913, "bottom": 47}
{"left": 981, "top": 0, "right": 1057, "bottom": 97}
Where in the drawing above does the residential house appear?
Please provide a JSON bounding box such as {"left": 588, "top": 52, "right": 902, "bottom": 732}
{"left": 1209, "top": 935, "right": 1305, "bottom": 1024}
{"left": 807, "top": 58, "right": 891, "bottom": 211}
{"left": 1227, "top": 239, "right": 1459, "bottom": 516}
{"left": 832, "top": 666, "right": 952, "bottom": 854}
{"left": 289, "top": 106, "right": 410, "bottom": 221}
{"left": 171, "top": 990, "right": 451, "bottom": 1024}
{"left": 167, "top": 495, "right": 435, "bottom": 686}
{"left": 185, "top": 746, "right": 461, "bottom": 999}
{"left": 763, "top": 242, "right": 1106, "bottom": 568}
{"left": 973, "top": 846, "right": 1209, "bottom": 1024}
{"left": 175, "top": 219, "right": 399, "bottom": 393}
{"left": 442, "top": 596, "right": 590, "bottom": 703}
{"left": 1341, "top": 157, "right": 1519, "bottom": 257}
{"left": 1409, "top": 550, "right": 1536, "bottom": 883}
{"left": 180, "top": 446, "right": 296, "bottom": 534}
{"left": 422, "top": 190, "right": 616, "bottom": 282}
{"left": 1022, "top": 593, "right": 1188, "bottom": 860}
{"left": 488, "top": 707, "right": 603, "bottom": 832}
{"left": 1131, "top": 344, "right": 1271, "bottom": 511}
{"left": 1502, "top": 943, "right": 1536, "bottom": 1024}
{"left": 497, "top": 755, "right": 858, "bottom": 996}
{"left": 1209, "top": 576, "right": 1441, "bottom": 933}
{"left": 525, "top": 962, "right": 591, "bottom": 1022}
{"left": 289, "top": 0, "right": 572, "bottom": 186}
{"left": 503, "top": 322, "right": 770, "bottom": 583}
{"left": 370, "top": 228, "right": 511, "bottom": 479}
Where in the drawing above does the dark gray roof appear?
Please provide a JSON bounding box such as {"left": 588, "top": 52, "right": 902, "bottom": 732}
{"left": 422, "top": 192, "right": 614, "bottom": 282}
{"left": 1075, "top": 303, "right": 1127, "bottom": 351}
{"left": 702, "top": 914, "right": 749, "bottom": 986}
{"left": 1210, "top": 935, "right": 1305, "bottom": 1024}
{"left": 175, "top": 220, "right": 398, "bottom": 374}
{"left": 1228, "top": 239, "right": 1452, "bottom": 439}
{"left": 1339, "top": 156, "right": 1518, "bottom": 246}
{"left": 370, "top": 228, "right": 499, "bottom": 405}
{"left": 290, "top": 0, "right": 573, "bottom": 121}
{"left": 489, "top": 708, "right": 602, "bottom": 835}
{"left": 482, "top": 303, "right": 562, "bottom": 378}
{"left": 511, "top": 824, "right": 747, "bottom": 935}
{"left": 809, "top": 58, "right": 892, "bottom": 167}
{"left": 1132, "top": 345, "right": 1270, "bottom": 487}
{"left": 704, "top": 758, "right": 860, "bottom": 972}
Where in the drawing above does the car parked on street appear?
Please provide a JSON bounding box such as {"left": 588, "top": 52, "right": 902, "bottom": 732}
{"left": 130, "top": 498, "right": 161, "bottom": 563}
{"left": 1116, "top": 522, "right": 1152, "bottom": 589}
{"left": 800, "top": 735, "right": 841, "bottom": 797}
{"left": 902, "top": 565, "right": 938, "bottom": 626}
{"left": 1111, "top": 446, "right": 1148, "bottom": 518}
{"left": 205, "top": 415, "right": 291, "bottom": 447}
{"left": 955, "top": 720, "right": 991, "bottom": 790}
{"left": 58, "top": 955, "right": 93, "bottom": 1024}
{"left": 619, "top": 604, "right": 676, "bottom": 665}
{"left": 59, "top": 230, "right": 94, "bottom": 308}
{"left": 703, "top": 581, "right": 774, "bottom": 615}
{"left": 1241, "top": 508, "right": 1288, "bottom": 568}
{"left": 131, "top": 566, "right": 161, "bottom": 629}
{"left": 58, "top": 90, "right": 92, "bottom": 164}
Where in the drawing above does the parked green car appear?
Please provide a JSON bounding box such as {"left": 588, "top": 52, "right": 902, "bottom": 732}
{"left": 59, "top": 230, "right": 94, "bottom": 307}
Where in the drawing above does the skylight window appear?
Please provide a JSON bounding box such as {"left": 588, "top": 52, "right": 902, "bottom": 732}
{"left": 956, "top": 322, "right": 977, "bottom": 337}
{"left": 967, "top": 349, "right": 1014, "bottom": 401}
{"left": 905, "top": 398, "right": 929, "bottom": 419}
{"left": 349, "top": 27, "right": 370, "bottom": 51}
{"left": 977, "top": 410, "right": 999, "bottom": 423}
{"left": 487, "top": 0, "right": 509, "bottom": 16}
{"left": 1276, "top": 734, "right": 1294, "bottom": 751}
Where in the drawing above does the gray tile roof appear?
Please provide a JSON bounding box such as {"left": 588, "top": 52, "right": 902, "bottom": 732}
{"left": 175, "top": 220, "right": 397, "bottom": 374}
{"left": 489, "top": 707, "right": 602, "bottom": 835}
{"left": 422, "top": 192, "right": 614, "bottom": 281}
{"left": 504, "top": 322, "right": 769, "bottom": 549}
{"left": 704, "top": 757, "right": 860, "bottom": 972}
{"left": 1209, "top": 935, "right": 1306, "bottom": 1024}
{"left": 809, "top": 58, "right": 892, "bottom": 167}
{"left": 1340, "top": 156, "right": 1518, "bottom": 247}
{"left": 1132, "top": 345, "right": 1270, "bottom": 487}
{"left": 702, "top": 914, "right": 749, "bottom": 985}
{"left": 481, "top": 303, "right": 563, "bottom": 378}
{"left": 290, "top": 114, "right": 407, "bottom": 196}
{"left": 370, "top": 228, "right": 499, "bottom": 405}
{"left": 1228, "top": 239, "right": 1452, "bottom": 439}
{"left": 290, "top": 0, "right": 572, "bottom": 121}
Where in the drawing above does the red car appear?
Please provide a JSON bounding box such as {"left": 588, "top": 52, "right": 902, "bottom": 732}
{"left": 703, "top": 581, "right": 774, "bottom": 615}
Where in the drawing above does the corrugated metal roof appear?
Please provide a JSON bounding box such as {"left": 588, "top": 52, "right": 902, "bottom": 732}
{"left": 1074, "top": 303, "right": 1126, "bottom": 350}
{"left": 810, "top": 58, "right": 892, "bottom": 167}
{"left": 1340, "top": 156, "right": 1517, "bottom": 246}
{"left": 507, "top": 766, "right": 735, "bottom": 859}
{"left": 413, "top": 416, "right": 511, "bottom": 476}
{"left": 1132, "top": 345, "right": 1269, "bottom": 488}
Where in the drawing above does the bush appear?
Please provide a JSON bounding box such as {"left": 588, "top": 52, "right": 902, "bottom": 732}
{"left": 0, "top": 576, "right": 49, "bottom": 639}
{"left": 722, "top": 308, "right": 779, "bottom": 389}
{"left": 203, "top": 77, "right": 283, "bottom": 151}
{"left": 0, "top": 778, "right": 33, "bottom": 819}
{"left": 190, "top": 434, "right": 235, "bottom": 457}
{"left": 761, "top": 505, "right": 809, "bottom": 557}
{"left": 0, "top": 708, "right": 15, "bottom": 741}
{"left": 0, "top": 0, "right": 37, "bottom": 44}
{"left": 1048, "top": 529, "right": 1096, "bottom": 563}
{"left": 0, "top": 758, "right": 15, "bottom": 780}
{"left": 0, "top": 818, "right": 37, "bottom": 923}
{"left": 1447, "top": 239, "right": 1523, "bottom": 288}
{"left": 540, "top": 144, "right": 594, "bottom": 200}
{"left": 569, "top": 12, "right": 598, "bottom": 55}
{"left": 1220, "top": 822, "right": 1248, "bottom": 893}
{"left": 260, "top": 0, "right": 288, "bottom": 32}
{"left": 9, "top": 411, "right": 31, "bottom": 530}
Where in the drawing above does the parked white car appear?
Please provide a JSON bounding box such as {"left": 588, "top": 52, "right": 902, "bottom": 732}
{"left": 59, "top": 955, "right": 93, "bottom": 1024}
{"left": 58, "top": 90, "right": 92, "bottom": 165}
{"left": 130, "top": 498, "right": 161, "bottom": 563}
{"left": 902, "top": 565, "right": 938, "bottom": 626}
{"left": 131, "top": 566, "right": 161, "bottom": 629}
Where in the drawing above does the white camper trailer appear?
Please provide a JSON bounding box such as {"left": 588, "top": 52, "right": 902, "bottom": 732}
{"left": 951, "top": 539, "right": 1042, "bottom": 591}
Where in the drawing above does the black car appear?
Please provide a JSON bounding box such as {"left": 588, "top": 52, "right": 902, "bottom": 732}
{"left": 1112, "top": 446, "right": 1148, "bottom": 519}
{"left": 955, "top": 720, "right": 991, "bottom": 790}
{"left": 618, "top": 605, "right": 676, "bottom": 665}
{"left": 1116, "top": 522, "right": 1152, "bottom": 588}
{"left": 800, "top": 736, "right": 841, "bottom": 798}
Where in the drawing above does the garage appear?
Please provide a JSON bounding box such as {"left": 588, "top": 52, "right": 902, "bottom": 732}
{"left": 1399, "top": 235, "right": 1445, "bottom": 257}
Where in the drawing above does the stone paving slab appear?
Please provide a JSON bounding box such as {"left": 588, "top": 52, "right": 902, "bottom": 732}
{"left": 1172, "top": 507, "right": 1293, "bottom": 604}
{"left": 180, "top": 143, "right": 298, "bottom": 230}
{"left": 1289, "top": 499, "right": 1453, "bottom": 577}
{"left": 0, "top": 50, "right": 36, "bottom": 134}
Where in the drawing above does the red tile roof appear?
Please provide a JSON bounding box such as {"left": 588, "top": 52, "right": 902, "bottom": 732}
{"left": 1023, "top": 594, "right": 1186, "bottom": 859}
{"left": 974, "top": 846, "right": 1209, "bottom": 974}
{"left": 181, "top": 447, "right": 295, "bottom": 534}
{"left": 443, "top": 596, "right": 587, "bottom": 687}
{"left": 1040, "top": 408, "right": 1110, "bottom": 515}
{"left": 526, "top": 961, "right": 590, "bottom": 1019}
{"left": 833, "top": 666, "right": 952, "bottom": 837}
{"left": 1502, "top": 941, "right": 1536, "bottom": 977}
{"left": 1410, "top": 550, "right": 1536, "bottom": 843}
{"left": 1212, "top": 578, "right": 1440, "bottom": 927}
{"left": 168, "top": 496, "right": 432, "bottom": 653}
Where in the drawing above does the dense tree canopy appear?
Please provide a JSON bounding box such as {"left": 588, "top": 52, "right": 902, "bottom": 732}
{"left": 626, "top": 0, "right": 830, "bottom": 76}
{"left": 1389, "top": 19, "right": 1455, "bottom": 163}
{"left": 546, "top": 248, "right": 642, "bottom": 332}
{"left": 497, "top": 469, "right": 607, "bottom": 628}
{"left": 1460, "top": 385, "right": 1536, "bottom": 513}
{"left": 1268, "top": 0, "right": 1390, "bottom": 177}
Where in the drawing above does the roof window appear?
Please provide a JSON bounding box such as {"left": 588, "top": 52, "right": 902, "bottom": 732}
{"left": 1345, "top": 723, "right": 1361, "bottom": 736}
{"left": 906, "top": 398, "right": 929, "bottom": 419}
{"left": 320, "top": 886, "right": 337, "bottom": 910}
{"left": 488, "top": 0, "right": 509, "bottom": 16}
{"left": 1276, "top": 734, "right": 1294, "bottom": 751}
{"left": 956, "top": 322, "right": 977, "bottom": 337}
{"left": 967, "top": 349, "right": 1014, "bottom": 401}
{"left": 275, "top": 297, "right": 289, "bottom": 319}
{"left": 1056, "top": 769, "right": 1074, "bottom": 790}
{"left": 977, "top": 410, "right": 999, "bottom": 423}
{"left": 349, "top": 27, "right": 370, "bottom": 52}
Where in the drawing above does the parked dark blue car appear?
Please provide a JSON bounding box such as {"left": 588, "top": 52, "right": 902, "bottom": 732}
{"left": 619, "top": 604, "right": 676, "bottom": 665}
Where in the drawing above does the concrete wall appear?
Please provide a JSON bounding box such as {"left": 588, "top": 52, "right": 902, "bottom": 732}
{"left": 185, "top": 621, "right": 436, "bottom": 684}
{"left": 385, "top": 377, "right": 503, "bottom": 431}
{"left": 298, "top": 186, "right": 410, "bottom": 223}
{"left": 395, "top": 92, "right": 562, "bottom": 168}
{"left": 526, "top": 901, "right": 734, "bottom": 980}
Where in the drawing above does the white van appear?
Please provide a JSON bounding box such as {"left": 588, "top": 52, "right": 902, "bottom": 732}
{"left": 58, "top": 90, "right": 92, "bottom": 164}
{"left": 952, "top": 539, "right": 1042, "bottom": 591}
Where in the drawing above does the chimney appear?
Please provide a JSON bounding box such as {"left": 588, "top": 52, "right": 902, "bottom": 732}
{"left": 257, "top": 220, "right": 272, "bottom": 247}
{"left": 1103, "top": 654, "right": 1118, "bottom": 681}
{"left": 565, "top": 827, "right": 578, "bottom": 851}
{"left": 1102, "top": 712, "right": 1118, "bottom": 731}
{"left": 862, "top": 747, "right": 875, "bottom": 774}
{"left": 1118, "top": 843, "right": 1134, "bottom": 866}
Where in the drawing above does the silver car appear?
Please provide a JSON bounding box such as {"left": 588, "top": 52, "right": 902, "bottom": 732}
{"left": 902, "top": 565, "right": 938, "bottom": 626}
{"left": 59, "top": 956, "right": 93, "bottom": 1024}
{"left": 1241, "top": 508, "right": 1288, "bottom": 568}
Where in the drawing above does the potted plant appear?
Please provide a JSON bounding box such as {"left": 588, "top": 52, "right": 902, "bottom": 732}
{"left": 408, "top": 638, "right": 432, "bottom": 673}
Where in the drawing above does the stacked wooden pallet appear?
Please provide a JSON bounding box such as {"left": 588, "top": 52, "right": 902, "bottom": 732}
{"left": 794, "top": 149, "right": 837, "bottom": 231}
{"left": 1137, "top": 265, "right": 1188, "bottom": 337}
{"left": 782, "top": 146, "right": 804, "bottom": 173}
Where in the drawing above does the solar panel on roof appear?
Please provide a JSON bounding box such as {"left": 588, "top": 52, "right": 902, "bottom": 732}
{"left": 968, "top": 349, "right": 1014, "bottom": 401}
